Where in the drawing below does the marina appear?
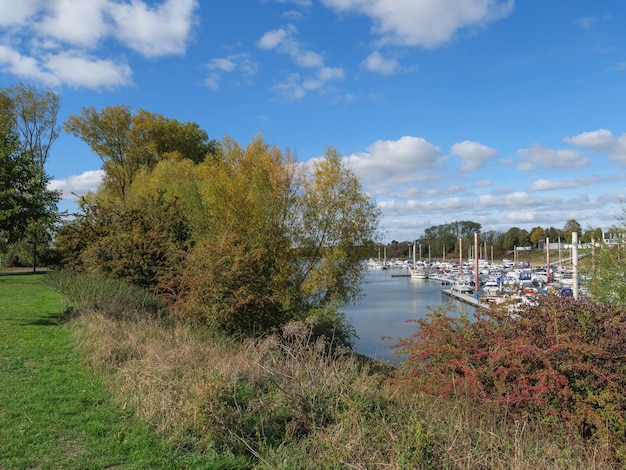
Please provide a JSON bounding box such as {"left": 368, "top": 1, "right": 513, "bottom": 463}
{"left": 351, "top": 251, "right": 584, "bottom": 362}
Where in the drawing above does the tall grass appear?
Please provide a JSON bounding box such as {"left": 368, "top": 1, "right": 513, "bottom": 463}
{"left": 72, "top": 315, "right": 604, "bottom": 468}
{"left": 50, "top": 270, "right": 610, "bottom": 468}
{"left": 44, "top": 268, "right": 166, "bottom": 319}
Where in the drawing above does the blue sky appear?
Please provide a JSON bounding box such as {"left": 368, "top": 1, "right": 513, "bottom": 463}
{"left": 1, "top": 0, "right": 626, "bottom": 243}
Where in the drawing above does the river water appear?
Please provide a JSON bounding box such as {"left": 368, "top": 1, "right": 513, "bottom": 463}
{"left": 345, "top": 268, "right": 475, "bottom": 363}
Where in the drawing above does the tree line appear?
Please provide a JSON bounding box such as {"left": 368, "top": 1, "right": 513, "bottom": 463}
{"left": 384, "top": 219, "right": 604, "bottom": 260}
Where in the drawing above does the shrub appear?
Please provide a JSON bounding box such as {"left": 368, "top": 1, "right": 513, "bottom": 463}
{"left": 393, "top": 295, "right": 626, "bottom": 463}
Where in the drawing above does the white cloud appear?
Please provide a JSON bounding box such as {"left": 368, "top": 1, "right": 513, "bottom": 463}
{"left": 516, "top": 144, "right": 590, "bottom": 171}
{"left": 49, "top": 169, "right": 104, "bottom": 198}
{"left": 0, "top": 0, "right": 199, "bottom": 89}
{"left": 0, "top": 45, "right": 59, "bottom": 85}
{"left": 378, "top": 197, "right": 467, "bottom": 217}
{"left": 528, "top": 176, "right": 599, "bottom": 191}
{"left": 342, "top": 135, "right": 444, "bottom": 193}
{"left": 565, "top": 129, "right": 626, "bottom": 165}
{"left": 478, "top": 192, "right": 540, "bottom": 209}
{"left": 450, "top": 140, "right": 497, "bottom": 171}
{"left": 362, "top": 50, "right": 400, "bottom": 75}
{"left": 564, "top": 129, "right": 614, "bottom": 151}
{"left": 204, "top": 53, "right": 258, "bottom": 90}
{"left": 37, "top": 0, "right": 110, "bottom": 49}
{"left": 0, "top": 0, "right": 40, "bottom": 26}
{"left": 45, "top": 52, "right": 133, "bottom": 89}
{"left": 258, "top": 24, "right": 344, "bottom": 99}
{"left": 258, "top": 28, "right": 290, "bottom": 50}
{"left": 505, "top": 211, "right": 539, "bottom": 224}
{"left": 272, "top": 66, "right": 344, "bottom": 99}
{"left": 258, "top": 24, "right": 324, "bottom": 68}
{"left": 108, "top": 0, "right": 198, "bottom": 57}
{"left": 337, "top": 131, "right": 626, "bottom": 241}
{"left": 321, "top": 0, "right": 514, "bottom": 48}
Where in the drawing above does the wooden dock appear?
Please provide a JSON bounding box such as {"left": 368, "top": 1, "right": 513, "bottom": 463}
{"left": 442, "top": 288, "right": 485, "bottom": 308}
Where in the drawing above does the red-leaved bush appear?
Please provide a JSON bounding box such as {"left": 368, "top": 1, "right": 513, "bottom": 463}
{"left": 393, "top": 295, "right": 626, "bottom": 461}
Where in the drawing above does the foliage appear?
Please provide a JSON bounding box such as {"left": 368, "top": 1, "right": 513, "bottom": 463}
{"left": 420, "top": 220, "right": 482, "bottom": 256}
{"left": 55, "top": 188, "right": 192, "bottom": 293}
{"left": 169, "top": 233, "right": 287, "bottom": 334}
{"left": 1, "top": 237, "right": 57, "bottom": 267}
{"left": 586, "top": 243, "right": 626, "bottom": 305}
{"left": 0, "top": 82, "right": 60, "bottom": 166}
{"left": 585, "top": 206, "right": 626, "bottom": 304}
{"left": 0, "top": 118, "right": 60, "bottom": 244}
{"left": 502, "top": 226, "right": 530, "bottom": 249}
{"left": 393, "top": 295, "right": 626, "bottom": 462}
{"left": 563, "top": 219, "right": 582, "bottom": 242}
{"left": 0, "top": 84, "right": 61, "bottom": 269}
{"left": 58, "top": 133, "right": 380, "bottom": 338}
{"left": 64, "top": 105, "right": 218, "bottom": 200}
{"left": 529, "top": 226, "right": 546, "bottom": 247}
{"left": 0, "top": 124, "right": 33, "bottom": 241}
{"left": 292, "top": 148, "right": 381, "bottom": 312}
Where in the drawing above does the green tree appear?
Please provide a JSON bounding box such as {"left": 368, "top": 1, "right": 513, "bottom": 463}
{"left": 563, "top": 219, "right": 582, "bottom": 243}
{"left": 545, "top": 226, "right": 563, "bottom": 243}
{"left": 0, "top": 122, "right": 30, "bottom": 241}
{"left": 585, "top": 211, "right": 626, "bottom": 304}
{"left": 420, "top": 220, "right": 482, "bottom": 258}
{"left": 502, "top": 227, "right": 530, "bottom": 250}
{"left": 0, "top": 84, "right": 61, "bottom": 270}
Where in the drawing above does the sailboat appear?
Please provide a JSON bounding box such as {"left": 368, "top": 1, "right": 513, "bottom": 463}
{"left": 410, "top": 242, "right": 429, "bottom": 279}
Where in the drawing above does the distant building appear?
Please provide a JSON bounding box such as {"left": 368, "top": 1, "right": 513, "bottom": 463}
{"left": 603, "top": 230, "right": 626, "bottom": 246}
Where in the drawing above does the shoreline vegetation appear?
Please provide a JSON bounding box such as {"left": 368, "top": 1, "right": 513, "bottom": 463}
{"left": 1, "top": 273, "right": 617, "bottom": 469}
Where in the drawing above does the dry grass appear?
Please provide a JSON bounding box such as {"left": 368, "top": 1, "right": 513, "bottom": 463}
{"left": 70, "top": 310, "right": 612, "bottom": 469}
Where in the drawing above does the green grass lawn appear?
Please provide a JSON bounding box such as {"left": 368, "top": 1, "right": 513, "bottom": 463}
{"left": 0, "top": 274, "right": 220, "bottom": 469}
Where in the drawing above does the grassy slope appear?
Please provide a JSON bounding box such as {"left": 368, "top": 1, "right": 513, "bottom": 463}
{"left": 0, "top": 275, "right": 214, "bottom": 469}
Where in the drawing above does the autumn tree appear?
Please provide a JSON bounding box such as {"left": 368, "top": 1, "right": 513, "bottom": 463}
{"left": 292, "top": 147, "right": 381, "bottom": 313}
{"left": 529, "top": 226, "right": 546, "bottom": 247}
{"left": 1, "top": 83, "right": 60, "bottom": 166}
{"left": 56, "top": 133, "right": 380, "bottom": 340}
{"left": 64, "top": 106, "right": 217, "bottom": 200}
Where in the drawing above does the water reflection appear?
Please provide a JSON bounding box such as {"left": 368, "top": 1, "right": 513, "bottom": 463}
{"left": 345, "top": 269, "right": 475, "bottom": 363}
